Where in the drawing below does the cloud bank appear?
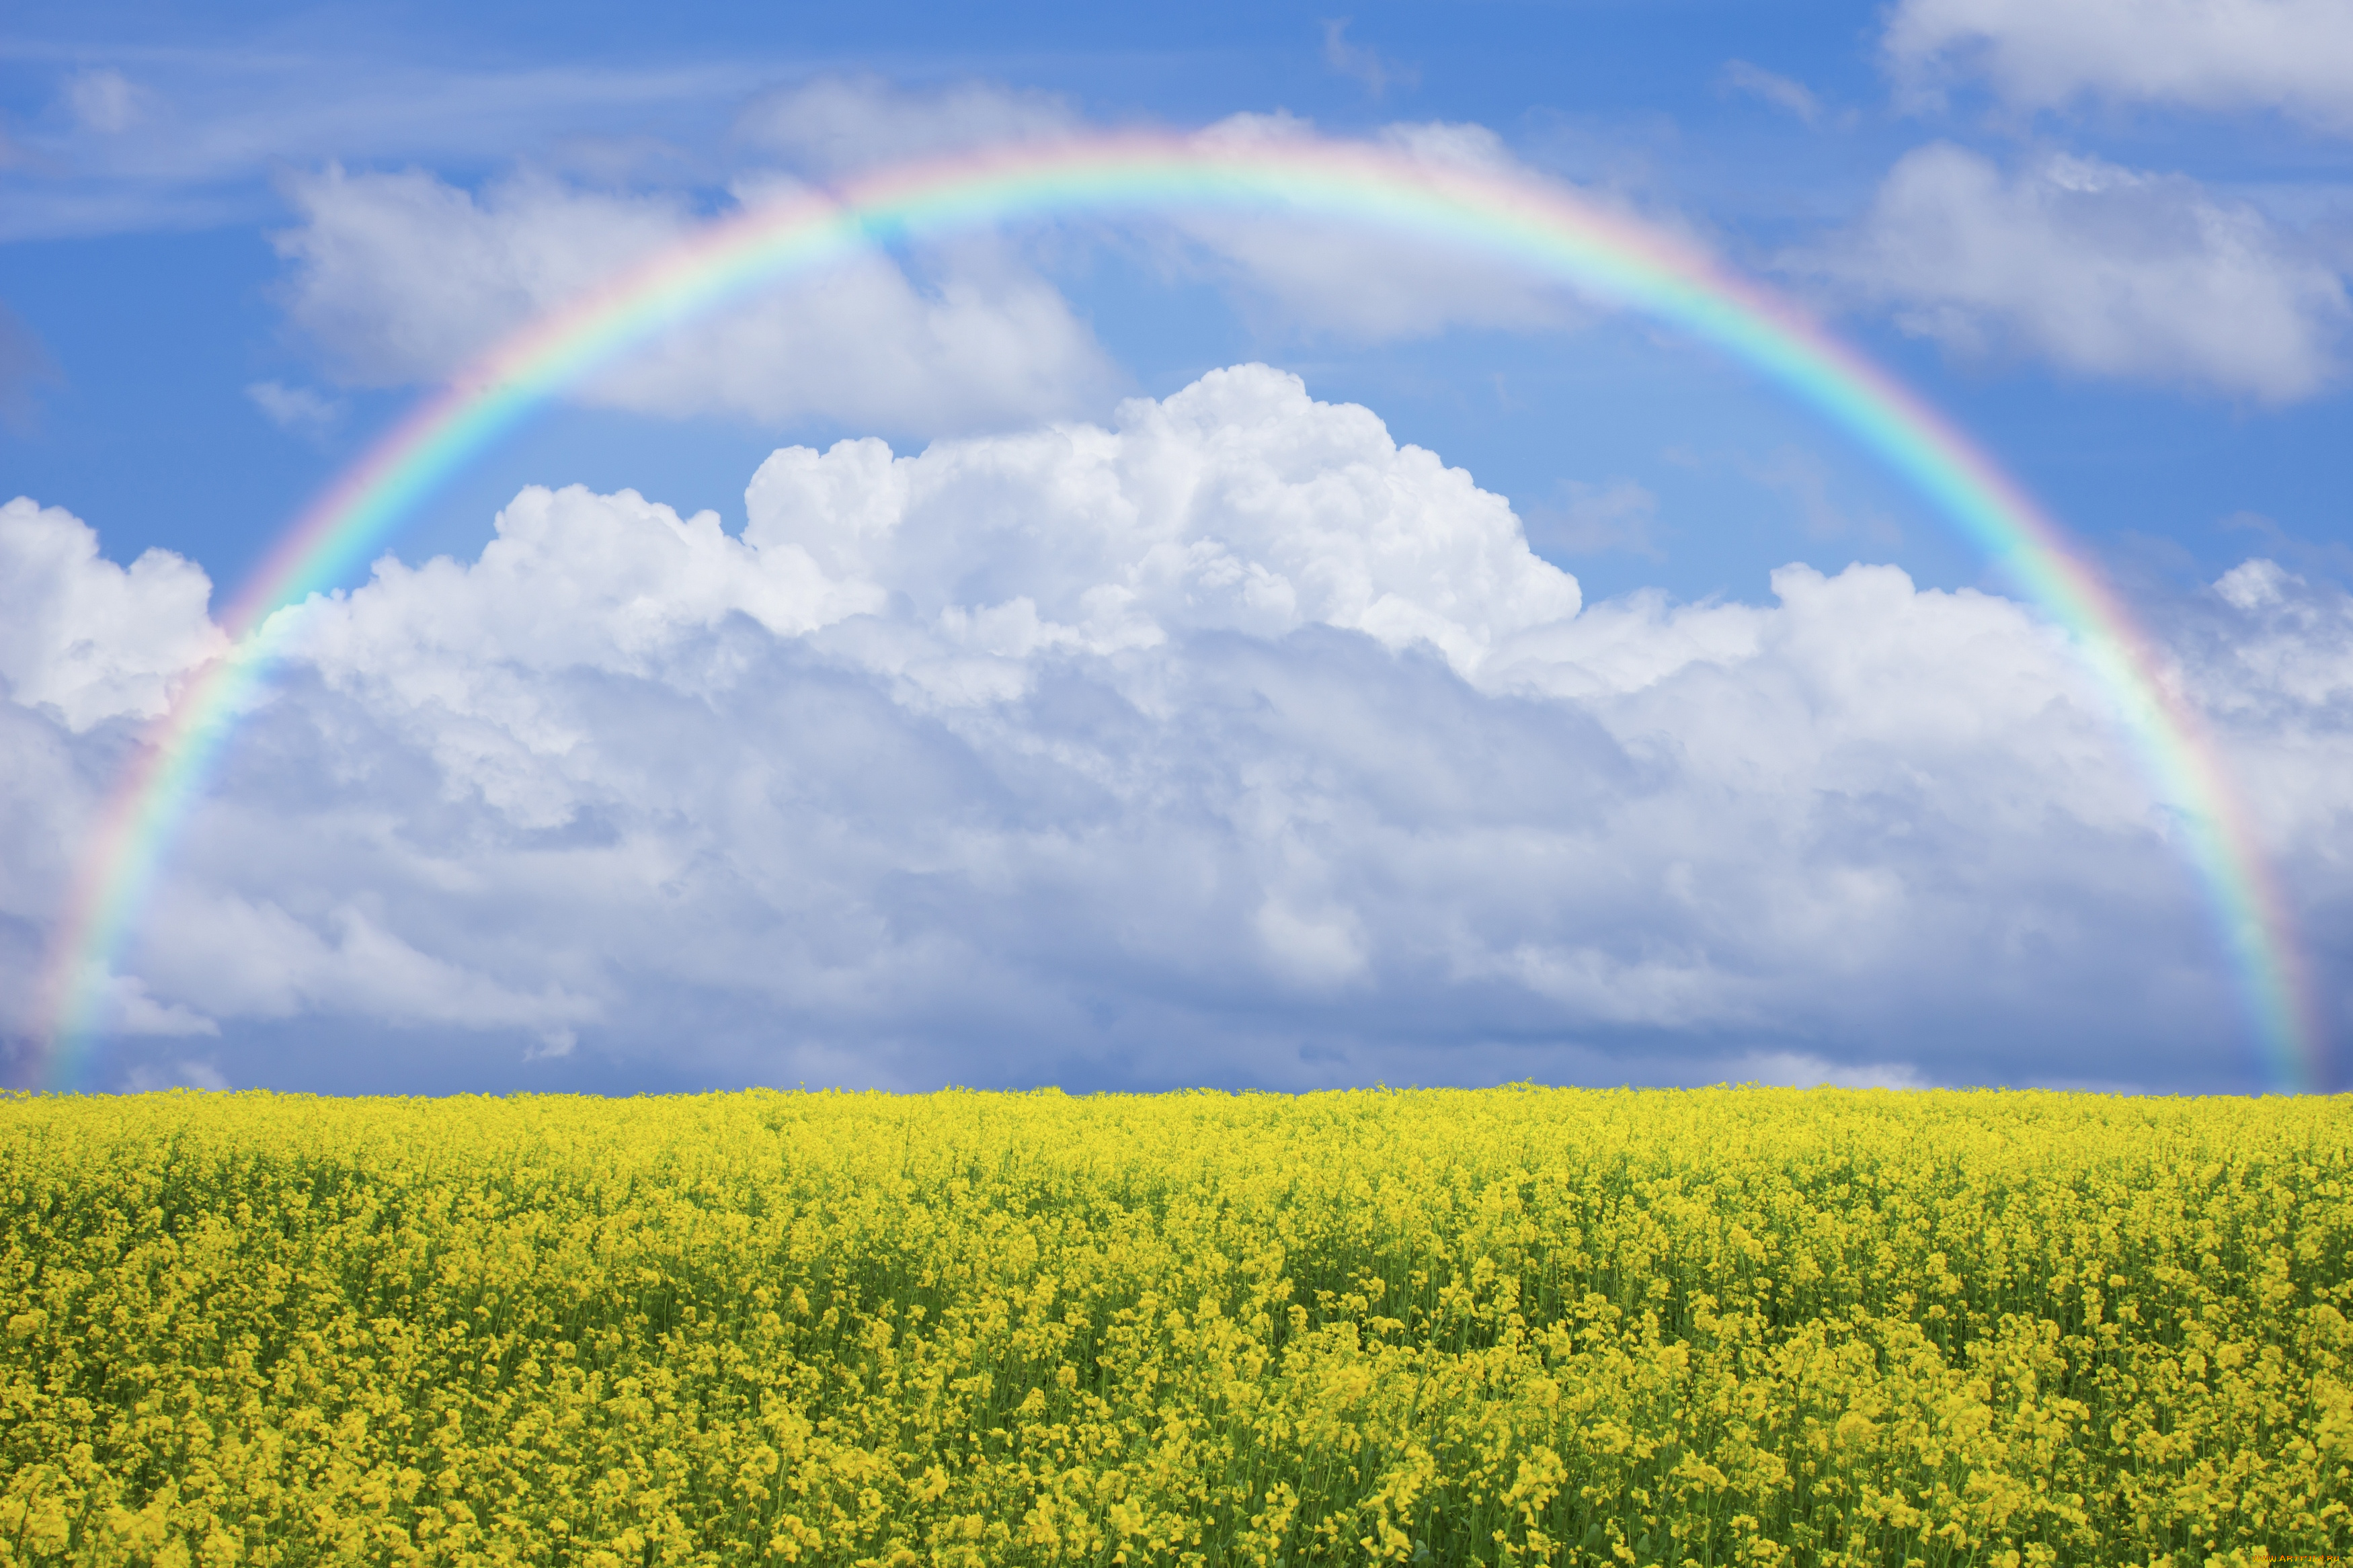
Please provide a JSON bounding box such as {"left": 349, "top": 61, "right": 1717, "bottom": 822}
{"left": 265, "top": 79, "right": 2348, "bottom": 427}
{"left": 735, "top": 75, "right": 1081, "bottom": 175}
{"left": 1885, "top": 0, "right": 2353, "bottom": 130}
{"left": 274, "top": 161, "right": 1120, "bottom": 432}
{"left": 1812, "top": 144, "right": 2350, "bottom": 400}
{"left": 266, "top": 90, "right": 1646, "bottom": 434}
{"left": 4, "top": 368, "right": 2346, "bottom": 1094}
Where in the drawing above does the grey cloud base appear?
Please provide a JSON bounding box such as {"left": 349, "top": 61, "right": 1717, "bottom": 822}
{"left": 3, "top": 368, "right": 2345, "bottom": 1095}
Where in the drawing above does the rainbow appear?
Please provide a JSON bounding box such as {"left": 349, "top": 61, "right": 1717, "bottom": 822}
{"left": 34, "top": 130, "right": 2325, "bottom": 1091}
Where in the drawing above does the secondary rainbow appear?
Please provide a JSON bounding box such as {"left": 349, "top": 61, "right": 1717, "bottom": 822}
{"left": 35, "top": 131, "right": 2325, "bottom": 1091}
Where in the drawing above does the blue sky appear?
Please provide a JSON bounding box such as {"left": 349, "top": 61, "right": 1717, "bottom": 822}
{"left": 3, "top": 0, "right": 2350, "bottom": 1094}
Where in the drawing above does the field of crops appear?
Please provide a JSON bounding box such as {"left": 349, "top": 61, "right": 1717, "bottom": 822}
{"left": 1, "top": 1087, "right": 2346, "bottom": 1567}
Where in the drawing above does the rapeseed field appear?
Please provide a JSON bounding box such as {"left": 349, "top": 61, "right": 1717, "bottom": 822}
{"left": 0, "top": 1087, "right": 2345, "bottom": 1567}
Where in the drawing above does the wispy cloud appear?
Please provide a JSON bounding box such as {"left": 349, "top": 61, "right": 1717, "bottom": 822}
{"left": 63, "top": 68, "right": 150, "bottom": 133}
{"left": 735, "top": 74, "right": 1078, "bottom": 175}
{"left": 0, "top": 303, "right": 59, "bottom": 434}
{"left": 245, "top": 380, "right": 342, "bottom": 435}
{"left": 1719, "top": 60, "right": 1823, "bottom": 125}
{"left": 0, "top": 50, "right": 768, "bottom": 241}
{"left": 1525, "top": 479, "right": 1668, "bottom": 560}
{"left": 1798, "top": 143, "right": 2351, "bottom": 401}
{"left": 1322, "top": 20, "right": 1419, "bottom": 100}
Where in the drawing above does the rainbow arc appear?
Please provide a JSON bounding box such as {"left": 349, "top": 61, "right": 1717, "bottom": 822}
{"left": 34, "top": 132, "right": 2325, "bottom": 1091}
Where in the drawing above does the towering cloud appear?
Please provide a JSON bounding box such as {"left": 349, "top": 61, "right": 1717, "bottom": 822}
{"left": 5, "top": 370, "right": 2346, "bottom": 1094}
{"left": 0, "top": 497, "right": 224, "bottom": 732}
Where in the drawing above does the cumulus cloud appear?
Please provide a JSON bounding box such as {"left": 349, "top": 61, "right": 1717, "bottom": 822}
{"left": 1810, "top": 143, "right": 2350, "bottom": 400}
{"left": 5, "top": 368, "right": 2346, "bottom": 1094}
{"left": 136, "top": 895, "right": 599, "bottom": 1036}
{"left": 247, "top": 380, "right": 343, "bottom": 434}
{"left": 263, "top": 92, "right": 1668, "bottom": 421}
{"left": 120, "top": 1058, "right": 231, "bottom": 1091}
{"left": 1734, "top": 1050, "right": 1931, "bottom": 1089}
{"left": 121, "top": 1058, "right": 231, "bottom": 1091}
{"left": 1160, "top": 114, "right": 1597, "bottom": 341}
{"left": 1884, "top": 0, "right": 2353, "bottom": 129}
{"left": 272, "top": 162, "right": 1119, "bottom": 431}
{"left": 0, "top": 500, "right": 229, "bottom": 1050}
{"left": 0, "top": 497, "right": 225, "bottom": 731}
{"left": 740, "top": 83, "right": 1617, "bottom": 345}
{"left": 2179, "top": 559, "right": 2353, "bottom": 839}
{"left": 90, "top": 972, "right": 218, "bottom": 1038}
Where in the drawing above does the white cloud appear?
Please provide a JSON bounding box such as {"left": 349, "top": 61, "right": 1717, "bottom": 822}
{"left": 135, "top": 894, "right": 598, "bottom": 1034}
{"left": 122, "top": 1059, "right": 231, "bottom": 1091}
{"left": 271, "top": 162, "right": 1119, "bottom": 431}
{"left": 1810, "top": 143, "right": 2350, "bottom": 400}
{"left": 735, "top": 75, "right": 1079, "bottom": 175}
{"left": 268, "top": 104, "right": 1631, "bottom": 405}
{"left": 0, "top": 501, "right": 231, "bottom": 1050}
{"left": 1157, "top": 114, "right": 1599, "bottom": 341}
{"left": 1720, "top": 61, "right": 1824, "bottom": 125}
{"left": 63, "top": 69, "right": 149, "bottom": 135}
{"left": 6, "top": 367, "right": 2348, "bottom": 1093}
{"left": 526, "top": 1028, "right": 577, "bottom": 1062}
{"left": 2179, "top": 559, "right": 2353, "bottom": 841}
{"left": 88, "top": 972, "right": 218, "bottom": 1038}
{"left": 274, "top": 364, "right": 1579, "bottom": 726}
{"left": 1730, "top": 1050, "right": 1929, "bottom": 1089}
{"left": 0, "top": 497, "right": 225, "bottom": 731}
{"left": 3, "top": 55, "right": 770, "bottom": 243}
{"left": 246, "top": 380, "right": 342, "bottom": 434}
{"left": 272, "top": 165, "right": 689, "bottom": 385}
{"left": 1885, "top": 0, "right": 2353, "bottom": 129}
{"left": 1523, "top": 479, "right": 1666, "bottom": 560}
{"left": 1323, "top": 22, "right": 1420, "bottom": 100}
{"left": 0, "top": 304, "right": 56, "bottom": 435}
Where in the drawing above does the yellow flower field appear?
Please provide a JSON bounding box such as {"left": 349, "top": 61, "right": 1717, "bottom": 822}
{"left": 0, "top": 1087, "right": 2346, "bottom": 1567}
